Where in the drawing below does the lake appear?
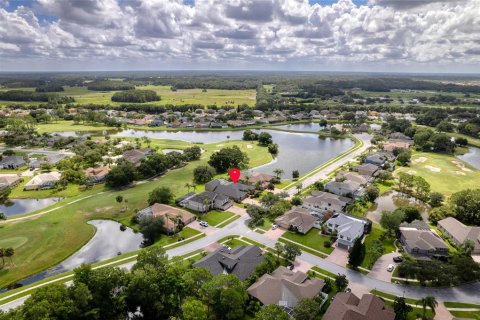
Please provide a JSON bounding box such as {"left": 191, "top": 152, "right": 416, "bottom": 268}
{"left": 457, "top": 146, "right": 480, "bottom": 170}
{"left": 272, "top": 123, "right": 321, "bottom": 132}
{"left": 1, "top": 198, "right": 63, "bottom": 217}
{"left": 9, "top": 220, "right": 143, "bottom": 289}
{"left": 366, "top": 190, "right": 429, "bottom": 223}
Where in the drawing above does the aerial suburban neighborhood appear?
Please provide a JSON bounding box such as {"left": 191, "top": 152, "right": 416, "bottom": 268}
{"left": 0, "top": 0, "right": 480, "bottom": 319}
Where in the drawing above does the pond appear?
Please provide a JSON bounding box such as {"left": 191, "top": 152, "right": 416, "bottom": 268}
{"left": 366, "top": 190, "right": 429, "bottom": 223}
{"left": 0, "top": 198, "right": 63, "bottom": 217}
{"left": 112, "top": 129, "right": 354, "bottom": 179}
{"left": 456, "top": 146, "right": 480, "bottom": 170}
{"left": 51, "top": 129, "right": 120, "bottom": 137}
{"left": 10, "top": 220, "right": 143, "bottom": 289}
{"left": 162, "top": 148, "right": 184, "bottom": 154}
{"left": 272, "top": 123, "right": 321, "bottom": 132}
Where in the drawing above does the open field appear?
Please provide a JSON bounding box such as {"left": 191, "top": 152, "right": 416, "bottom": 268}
{"left": 395, "top": 151, "right": 480, "bottom": 196}
{"left": 0, "top": 138, "right": 271, "bottom": 288}
{"left": 36, "top": 120, "right": 114, "bottom": 133}
{"left": 0, "top": 85, "right": 256, "bottom": 107}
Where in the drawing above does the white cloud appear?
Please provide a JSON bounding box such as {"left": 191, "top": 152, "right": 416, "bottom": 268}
{"left": 0, "top": 0, "right": 478, "bottom": 71}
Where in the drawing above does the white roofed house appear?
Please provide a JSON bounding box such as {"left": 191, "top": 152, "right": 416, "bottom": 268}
{"left": 324, "top": 180, "right": 364, "bottom": 199}
{"left": 24, "top": 172, "right": 62, "bottom": 190}
{"left": 326, "top": 213, "right": 367, "bottom": 249}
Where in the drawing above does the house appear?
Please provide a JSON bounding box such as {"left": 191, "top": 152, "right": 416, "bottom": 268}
{"left": 193, "top": 245, "right": 264, "bottom": 280}
{"left": 352, "top": 164, "right": 380, "bottom": 177}
{"left": 438, "top": 217, "right": 480, "bottom": 254}
{"left": 247, "top": 266, "right": 325, "bottom": 309}
{"left": 177, "top": 191, "right": 233, "bottom": 213}
{"left": 336, "top": 171, "right": 369, "bottom": 185}
{"left": 247, "top": 172, "right": 275, "bottom": 188}
{"left": 302, "top": 191, "right": 353, "bottom": 215}
{"left": 324, "top": 180, "right": 363, "bottom": 199}
{"left": 323, "top": 293, "right": 395, "bottom": 320}
{"left": 205, "top": 179, "right": 254, "bottom": 202}
{"left": 364, "top": 152, "right": 394, "bottom": 166}
{"left": 0, "top": 174, "right": 22, "bottom": 190}
{"left": 122, "top": 148, "right": 152, "bottom": 166}
{"left": 0, "top": 156, "right": 26, "bottom": 169}
{"left": 136, "top": 203, "right": 195, "bottom": 234}
{"left": 326, "top": 213, "right": 367, "bottom": 249}
{"left": 275, "top": 207, "right": 318, "bottom": 234}
{"left": 84, "top": 166, "right": 111, "bottom": 183}
{"left": 29, "top": 154, "right": 68, "bottom": 169}
{"left": 383, "top": 140, "right": 413, "bottom": 152}
{"left": 399, "top": 220, "right": 449, "bottom": 258}
{"left": 24, "top": 172, "right": 62, "bottom": 190}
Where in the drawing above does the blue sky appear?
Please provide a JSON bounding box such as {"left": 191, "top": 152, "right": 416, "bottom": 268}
{"left": 0, "top": 0, "right": 478, "bottom": 73}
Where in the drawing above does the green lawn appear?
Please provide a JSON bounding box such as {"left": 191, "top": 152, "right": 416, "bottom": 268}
{"left": 361, "top": 224, "right": 395, "bottom": 269}
{"left": 201, "top": 210, "right": 235, "bottom": 227}
{"left": 36, "top": 120, "right": 113, "bottom": 133}
{"left": 280, "top": 229, "right": 334, "bottom": 255}
{"left": 449, "top": 310, "right": 480, "bottom": 319}
{"left": 444, "top": 302, "right": 480, "bottom": 309}
{"left": 395, "top": 151, "right": 480, "bottom": 196}
{"left": 0, "top": 137, "right": 272, "bottom": 288}
{"left": 370, "top": 290, "right": 435, "bottom": 320}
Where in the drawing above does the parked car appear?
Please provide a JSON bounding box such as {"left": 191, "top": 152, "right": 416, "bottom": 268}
{"left": 272, "top": 224, "right": 278, "bottom": 230}
{"left": 346, "top": 288, "right": 351, "bottom": 293}
{"left": 199, "top": 221, "right": 209, "bottom": 227}
{"left": 393, "top": 256, "right": 403, "bottom": 263}
{"left": 387, "top": 264, "right": 394, "bottom": 272}
{"left": 222, "top": 244, "right": 231, "bottom": 250}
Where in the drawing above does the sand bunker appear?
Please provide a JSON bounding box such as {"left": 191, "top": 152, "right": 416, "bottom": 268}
{"left": 247, "top": 144, "right": 253, "bottom": 149}
{"left": 455, "top": 171, "right": 466, "bottom": 176}
{"left": 414, "top": 157, "right": 428, "bottom": 163}
{"left": 451, "top": 160, "right": 472, "bottom": 172}
{"left": 407, "top": 170, "right": 417, "bottom": 175}
{"left": 218, "top": 144, "right": 224, "bottom": 147}
{"left": 425, "top": 165, "right": 441, "bottom": 172}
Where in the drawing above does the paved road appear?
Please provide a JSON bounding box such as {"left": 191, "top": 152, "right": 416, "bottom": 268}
{"left": 2, "top": 214, "right": 480, "bottom": 311}
{"left": 286, "top": 133, "right": 372, "bottom": 195}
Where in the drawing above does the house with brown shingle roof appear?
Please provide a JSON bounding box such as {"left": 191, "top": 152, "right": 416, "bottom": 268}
{"left": 247, "top": 266, "right": 324, "bottom": 309}
{"left": 137, "top": 203, "right": 195, "bottom": 234}
{"left": 275, "top": 207, "right": 318, "bottom": 234}
{"left": 84, "top": 166, "right": 111, "bottom": 183}
{"left": 323, "top": 293, "right": 395, "bottom": 320}
{"left": 246, "top": 172, "right": 275, "bottom": 189}
{"left": 0, "top": 174, "right": 22, "bottom": 190}
{"left": 122, "top": 148, "right": 152, "bottom": 166}
{"left": 438, "top": 217, "right": 480, "bottom": 254}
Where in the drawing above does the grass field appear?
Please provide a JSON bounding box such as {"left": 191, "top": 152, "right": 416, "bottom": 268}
{"left": 201, "top": 210, "right": 235, "bottom": 227}
{"left": 36, "top": 120, "right": 114, "bottom": 133}
{"left": 1, "top": 85, "right": 256, "bottom": 107}
{"left": 281, "top": 229, "right": 334, "bottom": 255}
{"left": 0, "top": 138, "right": 271, "bottom": 288}
{"left": 395, "top": 151, "right": 480, "bottom": 196}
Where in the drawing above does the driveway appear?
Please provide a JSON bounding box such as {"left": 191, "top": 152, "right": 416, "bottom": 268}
{"left": 434, "top": 302, "right": 453, "bottom": 320}
{"left": 188, "top": 220, "right": 216, "bottom": 235}
{"left": 326, "top": 245, "right": 349, "bottom": 267}
{"left": 293, "top": 258, "right": 313, "bottom": 273}
{"left": 367, "top": 252, "right": 398, "bottom": 282}
{"left": 228, "top": 206, "right": 247, "bottom": 216}
{"left": 263, "top": 227, "right": 286, "bottom": 240}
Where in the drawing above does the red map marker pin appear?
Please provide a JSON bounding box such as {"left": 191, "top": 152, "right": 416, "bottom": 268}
{"left": 229, "top": 168, "right": 241, "bottom": 184}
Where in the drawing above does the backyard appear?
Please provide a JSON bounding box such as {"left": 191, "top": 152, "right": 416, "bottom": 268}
{"left": 280, "top": 228, "right": 334, "bottom": 255}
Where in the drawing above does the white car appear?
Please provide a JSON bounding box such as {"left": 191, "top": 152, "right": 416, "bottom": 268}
{"left": 199, "top": 221, "right": 209, "bottom": 227}
{"left": 272, "top": 224, "right": 278, "bottom": 230}
{"left": 387, "top": 264, "right": 394, "bottom": 272}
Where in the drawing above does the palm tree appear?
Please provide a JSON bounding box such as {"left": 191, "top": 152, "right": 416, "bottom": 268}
{"left": 416, "top": 296, "right": 438, "bottom": 319}
{"left": 4, "top": 248, "right": 14, "bottom": 267}
{"left": 273, "top": 168, "right": 284, "bottom": 180}
{"left": 274, "top": 242, "right": 284, "bottom": 263}
{"left": 296, "top": 183, "right": 303, "bottom": 194}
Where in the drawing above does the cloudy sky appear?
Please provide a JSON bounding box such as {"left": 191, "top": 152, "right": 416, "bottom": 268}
{"left": 0, "top": 0, "right": 479, "bottom": 73}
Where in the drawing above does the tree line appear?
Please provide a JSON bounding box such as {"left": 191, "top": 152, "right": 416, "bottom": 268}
{"left": 111, "top": 90, "right": 160, "bottom": 103}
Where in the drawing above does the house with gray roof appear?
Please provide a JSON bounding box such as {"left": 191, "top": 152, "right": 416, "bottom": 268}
{"left": 399, "top": 220, "right": 449, "bottom": 258}
{"left": 0, "top": 156, "right": 26, "bottom": 169}
{"left": 247, "top": 266, "right": 325, "bottom": 310}
{"left": 205, "top": 179, "right": 254, "bottom": 202}
{"left": 193, "top": 245, "right": 264, "bottom": 280}
{"left": 438, "top": 217, "right": 480, "bottom": 255}
{"left": 325, "top": 180, "right": 364, "bottom": 199}
{"left": 302, "top": 191, "right": 353, "bottom": 215}
{"left": 364, "top": 152, "right": 395, "bottom": 167}
{"left": 177, "top": 191, "right": 233, "bottom": 213}
{"left": 352, "top": 163, "right": 380, "bottom": 177}
{"left": 336, "top": 171, "right": 369, "bottom": 185}
{"left": 326, "top": 213, "right": 367, "bottom": 249}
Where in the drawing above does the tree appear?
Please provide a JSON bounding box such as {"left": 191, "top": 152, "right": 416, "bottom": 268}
{"left": 429, "top": 192, "right": 444, "bottom": 208}
{"left": 334, "top": 274, "right": 348, "bottom": 292}
{"left": 208, "top": 146, "right": 249, "bottom": 172}
{"left": 283, "top": 243, "right": 301, "bottom": 263}
{"left": 293, "top": 298, "right": 321, "bottom": 320}
{"left": 413, "top": 176, "right": 430, "bottom": 201}
{"left": 393, "top": 297, "right": 413, "bottom": 320}
{"left": 449, "top": 189, "right": 480, "bottom": 225}
{"left": 396, "top": 150, "right": 412, "bottom": 166}
{"left": 380, "top": 210, "right": 405, "bottom": 237}
{"left": 258, "top": 132, "right": 273, "bottom": 146}
{"left": 292, "top": 170, "right": 300, "bottom": 179}
{"left": 105, "top": 160, "right": 137, "bottom": 188}
{"left": 246, "top": 205, "right": 268, "bottom": 227}
{"left": 259, "top": 192, "right": 281, "bottom": 208}
{"left": 193, "top": 165, "right": 215, "bottom": 184}
{"left": 139, "top": 216, "right": 165, "bottom": 245}
{"left": 115, "top": 195, "right": 123, "bottom": 207}
{"left": 148, "top": 187, "right": 173, "bottom": 205}
{"left": 274, "top": 242, "right": 284, "bottom": 263}
{"left": 183, "top": 145, "right": 202, "bottom": 161}
{"left": 365, "top": 240, "right": 384, "bottom": 269}
{"left": 0, "top": 249, "right": 4, "bottom": 268}
{"left": 365, "top": 185, "right": 380, "bottom": 202}
{"left": 0, "top": 213, "right": 5, "bottom": 220}
{"left": 401, "top": 206, "right": 422, "bottom": 223}
{"left": 348, "top": 237, "right": 365, "bottom": 269}
{"left": 267, "top": 143, "right": 278, "bottom": 155}
{"left": 273, "top": 168, "right": 284, "bottom": 179}
{"left": 254, "top": 304, "right": 289, "bottom": 320}
{"left": 377, "top": 170, "right": 393, "bottom": 182}
{"left": 455, "top": 137, "right": 468, "bottom": 146}
{"left": 296, "top": 183, "right": 303, "bottom": 194}
{"left": 181, "top": 298, "right": 209, "bottom": 320}
{"left": 243, "top": 129, "right": 258, "bottom": 141}
{"left": 416, "top": 296, "right": 438, "bottom": 319}
{"left": 4, "top": 248, "right": 14, "bottom": 266}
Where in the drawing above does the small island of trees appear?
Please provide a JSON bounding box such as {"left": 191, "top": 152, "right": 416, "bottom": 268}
{"left": 111, "top": 89, "right": 161, "bottom": 103}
